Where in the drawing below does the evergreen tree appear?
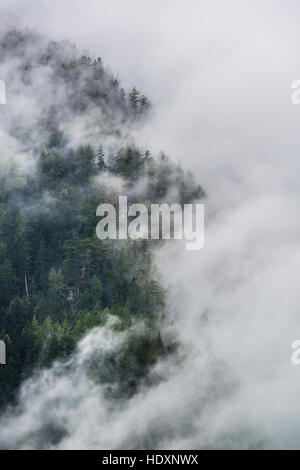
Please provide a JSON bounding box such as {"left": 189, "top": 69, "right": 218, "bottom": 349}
{"left": 129, "top": 87, "right": 140, "bottom": 112}
{"left": 96, "top": 145, "right": 106, "bottom": 171}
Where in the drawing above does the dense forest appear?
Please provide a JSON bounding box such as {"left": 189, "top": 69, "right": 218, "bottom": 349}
{"left": 0, "top": 28, "right": 204, "bottom": 411}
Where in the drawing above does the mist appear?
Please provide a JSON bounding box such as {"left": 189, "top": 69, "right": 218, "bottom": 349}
{"left": 0, "top": 0, "right": 300, "bottom": 449}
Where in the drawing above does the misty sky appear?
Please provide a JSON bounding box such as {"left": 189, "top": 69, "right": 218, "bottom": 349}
{"left": 2, "top": 0, "right": 300, "bottom": 182}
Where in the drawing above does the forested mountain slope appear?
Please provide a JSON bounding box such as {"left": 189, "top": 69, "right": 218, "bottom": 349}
{"left": 0, "top": 27, "right": 204, "bottom": 410}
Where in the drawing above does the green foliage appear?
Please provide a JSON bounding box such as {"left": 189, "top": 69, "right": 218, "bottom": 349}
{"left": 0, "top": 136, "right": 204, "bottom": 407}
{"left": 0, "top": 26, "right": 205, "bottom": 409}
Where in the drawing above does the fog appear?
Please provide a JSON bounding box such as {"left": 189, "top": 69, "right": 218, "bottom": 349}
{"left": 1, "top": 0, "right": 300, "bottom": 449}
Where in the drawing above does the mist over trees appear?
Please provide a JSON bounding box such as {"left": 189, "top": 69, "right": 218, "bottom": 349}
{"left": 0, "top": 25, "right": 204, "bottom": 439}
